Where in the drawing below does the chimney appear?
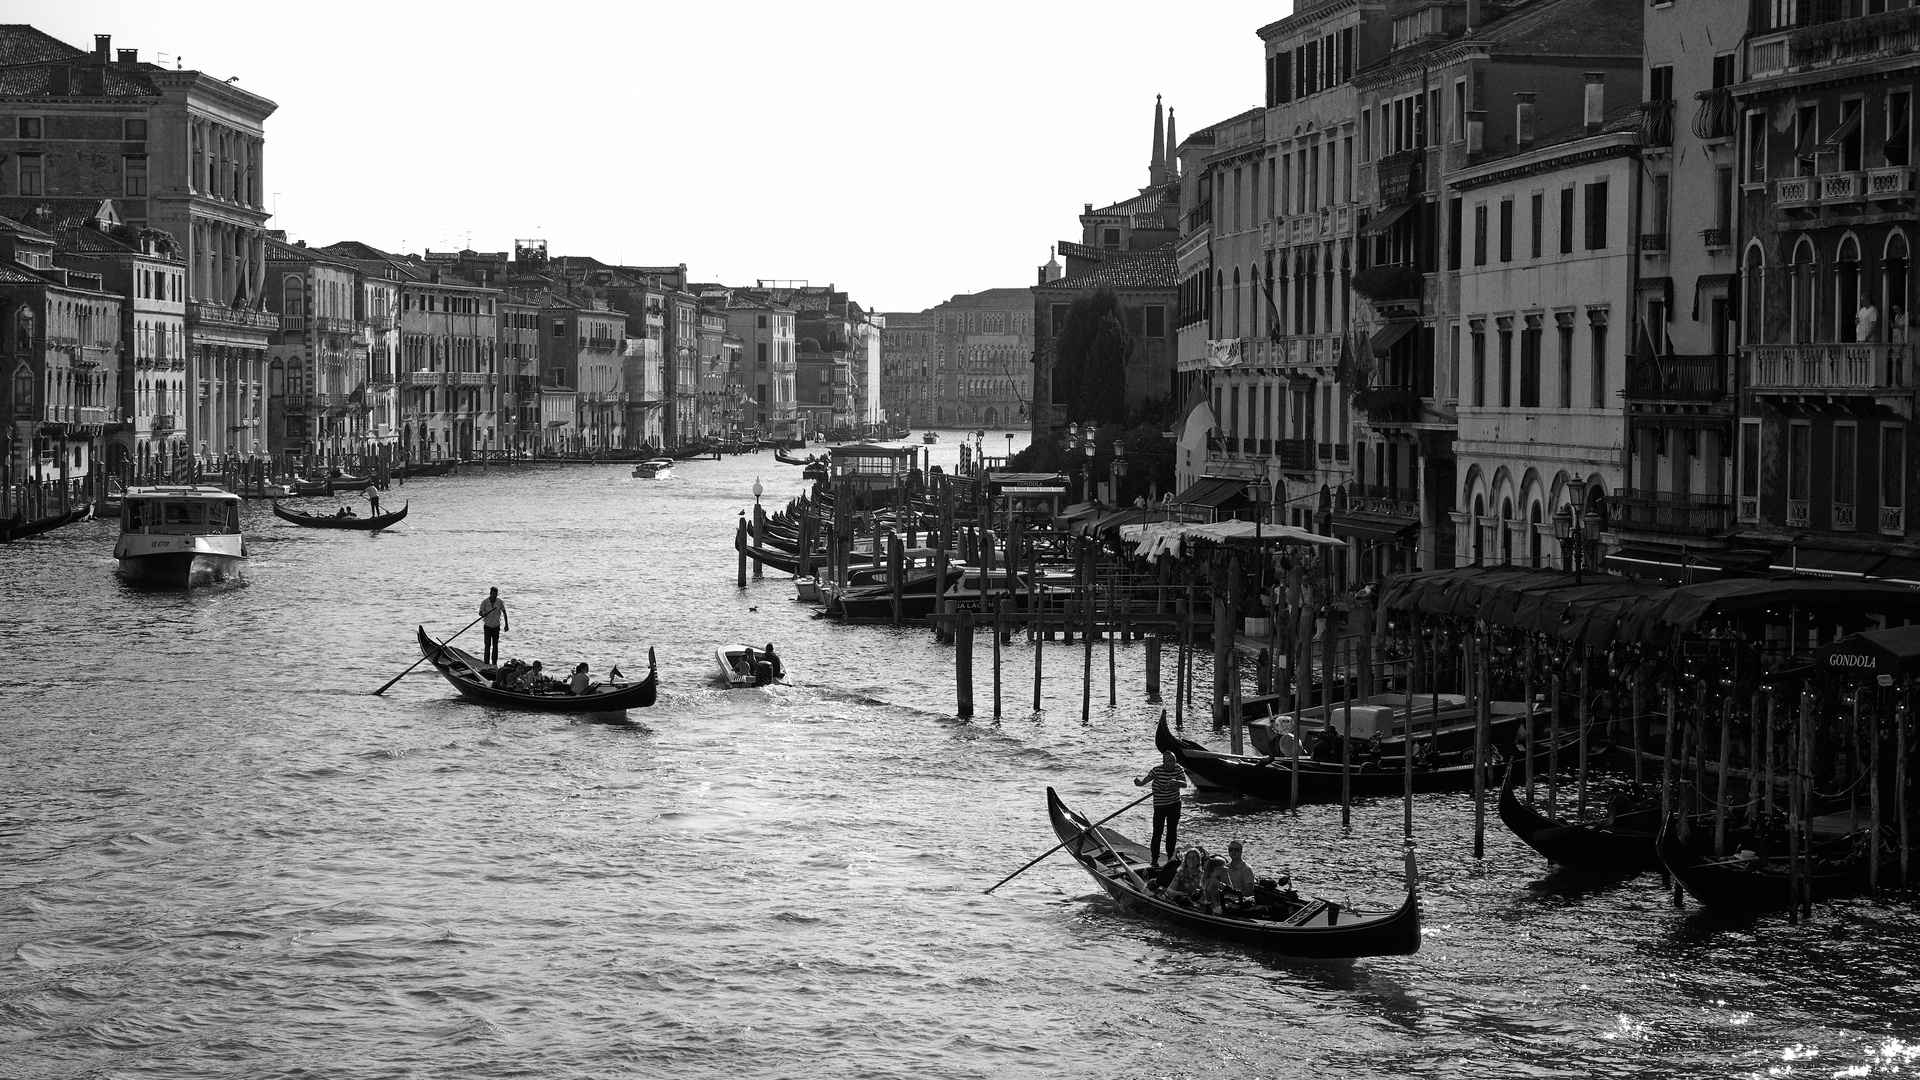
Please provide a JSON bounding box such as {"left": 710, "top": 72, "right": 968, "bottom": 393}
{"left": 1465, "top": 0, "right": 1479, "bottom": 30}
{"left": 1584, "top": 72, "right": 1607, "bottom": 134}
{"left": 49, "top": 66, "right": 71, "bottom": 95}
{"left": 93, "top": 35, "right": 110, "bottom": 63}
{"left": 1514, "top": 92, "right": 1538, "bottom": 148}
{"left": 117, "top": 49, "right": 137, "bottom": 64}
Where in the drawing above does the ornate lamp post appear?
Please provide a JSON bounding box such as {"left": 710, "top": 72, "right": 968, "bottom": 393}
{"left": 1111, "top": 440, "right": 1128, "bottom": 506}
{"left": 1553, "top": 477, "right": 1601, "bottom": 584}
{"left": 752, "top": 476, "right": 764, "bottom": 507}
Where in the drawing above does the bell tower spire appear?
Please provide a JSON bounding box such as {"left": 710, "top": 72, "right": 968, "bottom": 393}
{"left": 1150, "top": 94, "right": 1166, "bottom": 188}
{"left": 1165, "top": 108, "right": 1177, "bottom": 183}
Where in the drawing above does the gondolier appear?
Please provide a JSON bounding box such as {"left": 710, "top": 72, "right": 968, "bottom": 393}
{"left": 1133, "top": 750, "right": 1188, "bottom": 866}
{"left": 479, "top": 587, "right": 510, "bottom": 666}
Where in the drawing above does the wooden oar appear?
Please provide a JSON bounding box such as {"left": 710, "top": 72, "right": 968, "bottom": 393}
{"left": 373, "top": 615, "right": 484, "bottom": 695}
{"left": 983, "top": 791, "right": 1154, "bottom": 894}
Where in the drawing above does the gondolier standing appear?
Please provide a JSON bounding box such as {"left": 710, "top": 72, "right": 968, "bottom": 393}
{"left": 1134, "top": 750, "right": 1188, "bottom": 866}
{"left": 479, "top": 587, "right": 509, "bottom": 666}
{"left": 369, "top": 489, "right": 381, "bottom": 516}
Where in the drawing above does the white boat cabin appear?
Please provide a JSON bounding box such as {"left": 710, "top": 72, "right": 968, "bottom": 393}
{"left": 120, "top": 486, "right": 243, "bottom": 535}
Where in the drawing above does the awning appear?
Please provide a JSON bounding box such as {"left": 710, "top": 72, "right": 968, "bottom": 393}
{"left": 1359, "top": 204, "right": 1411, "bottom": 237}
{"left": 1170, "top": 476, "right": 1252, "bottom": 509}
{"left": 1118, "top": 520, "right": 1346, "bottom": 562}
{"left": 1369, "top": 320, "right": 1416, "bottom": 355}
{"left": 1771, "top": 547, "right": 1920, "bottom": 585}
{"left": 1816, "top": 625, "right": 1920, "bottom": 676}
{"left": 1604, "top": 545, "right": 1726, "bottom": 584}
{"left": 1330, "top": 511, "right": 1419, "bottom": 543}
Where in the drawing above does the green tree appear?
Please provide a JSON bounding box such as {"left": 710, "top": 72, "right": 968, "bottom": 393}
{"left": 1052, "top": 287, "right": 1132, "bottom": 426}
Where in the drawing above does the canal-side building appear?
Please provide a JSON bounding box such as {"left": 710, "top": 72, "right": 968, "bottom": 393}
{"left": 880, "top": 309, "right": 938, "bottom": 428}
{"left": 1449, "top": 110, "right": 1638, "bottom": 575}
{"left": 722, "top": 294, "right": 796, "bottom": 438}
{"left": 498, "top": 295, "right": 542, "bottom": 457}
{"left": 264, "top": 236, "right": 366, "bottom": 465}
{"left": 542, "top": 296, "right": 627, "bottom": 453}
{"left": 53, "top": 211, "right": 188, "bottom": 484}
{"left": 1729, "top": 2, "right": 1919, "bottom": 572}
{"left": 0, "top": 28, "right": 279, "bottom": 465}
{"left": 0, "top": 214, "right": 122, "bottom": 514}
{"left": 1604, "top": 0, "right": 1750, "bottom": 579}
{"left": 1349, "top": 0, "right": 1641, "bottom": 575}
{"left": 933, "top": 288, "right": 1034, "bottom": 431}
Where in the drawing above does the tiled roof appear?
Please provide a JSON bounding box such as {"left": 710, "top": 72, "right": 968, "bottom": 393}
{"left": 942, "top": 288, "right": 1033, "bottom": 307}
{"left": 0, "top": 24, "right": 86, "bottom": 66}
{"left": 0, "top": 262, "right": 50, "bottom": 285}
{"left": 0, "top": 63, "right": 158, "bottom": 97}
{"left": 52, "top": 223, "right": 137, "bottom": 254}
{"left": 0, "top": 212, "right": 55, "bottom": 241}
{"left": 1086, "top": 189, "right": 1171, "bottom": 219}
{"left": 1036, "top": 245, "right": 1177, "bottom": 292}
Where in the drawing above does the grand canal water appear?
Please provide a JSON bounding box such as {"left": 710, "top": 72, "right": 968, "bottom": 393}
{"left": 6, "top": 431, "right": 1920, "bottom": 1079}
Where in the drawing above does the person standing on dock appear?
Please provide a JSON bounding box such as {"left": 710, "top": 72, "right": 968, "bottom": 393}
{"left": 1134, "top": 750, "right": 1188, "bottom": 866}
{"left": 479, "top": 587, "right": 510, "bottom": 666}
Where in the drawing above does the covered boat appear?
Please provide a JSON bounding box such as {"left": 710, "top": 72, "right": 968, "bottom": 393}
{"left": 632, "top": 459, "right": 674, "bottom": 479}
{"left": 272, "top": 501, "right": 409, "bottom": 531}
{"left": 415, "top": 626, "right": 657, "bottom": 713}
{"left": 1657, "top": 812, "right": 1890, "bottom": 912}
{"left": 288, "top": 473, "right": 376, "bottom": 495}
{"left": 1045, "top": 788, "right": 1420, "bottom": 959}
{"left": 392, "top": 460, "right": 456, "bottom": 478}
{"left": 115, "top": 486, "right": 245, "bottom": 587}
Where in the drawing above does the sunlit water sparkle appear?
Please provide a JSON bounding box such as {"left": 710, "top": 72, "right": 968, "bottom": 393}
{"left": 5, "top": 432, "right": 1920, "bottom": 1078}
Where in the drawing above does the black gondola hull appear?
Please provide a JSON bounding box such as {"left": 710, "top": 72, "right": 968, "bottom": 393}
{"left": 415, "top": 626, "right": 656, "bottom": 712}
{"left": 273, "top": 502, "right": 409, "bottom": 531}
{"left": 1497, "top": 782, "right": 1660, "bottom": 873}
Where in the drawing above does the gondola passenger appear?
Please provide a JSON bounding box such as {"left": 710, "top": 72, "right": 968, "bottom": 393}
{"left": 569, "top": 662, "right": 592, "bottom": 695}
{"left": 1200, "top": 855, "right": 1231, "bottom": 914}
{"left": 1162, "top": 849, "right": 1205, "bottom": 904}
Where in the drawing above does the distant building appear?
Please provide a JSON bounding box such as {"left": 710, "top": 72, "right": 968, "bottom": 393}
{"left": 885, "top": 289, "right": 1035, "bottom": 430}
{"left": 880, "top": 311, "right": 937, "bottom": 427}
{"left": 264, "top": 236, "right": 366, "bottom": 463}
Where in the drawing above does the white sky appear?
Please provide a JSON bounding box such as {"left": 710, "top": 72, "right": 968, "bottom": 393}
{"left": 37, "top": 1, "right": 1286, "bottom": 313}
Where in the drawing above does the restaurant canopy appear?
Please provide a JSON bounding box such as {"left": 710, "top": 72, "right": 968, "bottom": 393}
{"left": 1815, "top": 625, "right": 1920, "bottom": 677}
{"left": 1380, "top": 567, "right": 1920, "bottom": 647}
{"left": 1119, "top": 520, "right": 1346, "bottom": 562}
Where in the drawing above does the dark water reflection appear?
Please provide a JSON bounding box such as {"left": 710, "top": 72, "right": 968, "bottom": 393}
{"left": 4, "top": 433, "right": 1920, "bottom": 1077}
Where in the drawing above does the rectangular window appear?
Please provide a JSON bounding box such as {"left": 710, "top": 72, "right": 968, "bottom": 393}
{"left": 1144, "top": 305, "right": 1165, "bottom": 338}
{"left": 1529, "top": 194, "right": 1543, "bottom": 259}
{"left": 1453, "top": 79, "right": 1467, "bottom": 142}
{"left": 1835, "top": 423, "right": 1858, "bottom": 527}
{"left": 1498, "top": 200, "right": 1513, "bottom": 262}
{"left": 1795, "top": 104, "right": 1818, "bottom": 176}
{"left": 1649, "top": 65, "right": 1674, "bottom": 103}
{"left": 757, "top": 314, "right": 768, "bottom": 329}
{"left": 551, "top": 321, "right": 565, "bottom": 337}
{"left": 1747, "top": 111, "right": 1768, "bottom": 184}
{"left": 17, "top": 154, "right": 42, "bottom": 196}
{"left": 1520, "top": 317, "right": 1542, "bottom": 408}
{"left": 17, "top": 117, "right": 40, "bottom": 139}
{"left": 123, "top": 155, "right": 148, "bottom": 197}
{"left": 1559, "top": 188, "right": 1574, "bottom": 255}
{"left": 124, "top": 118, "right": 147, "bottom": 140}
{"left": 1473, "top": 204, "right": 1488, "bottom": 266}
{"left": 1471, "top": 326, "right": 1487, "bottom": 407}
{"left": 1787, "top": 422, "right": 1811, "bottom": 508}
{"left": 757, "top": 342, "right": 768, "bottom": 367}
{"left": 1360, "top": 109, "right": 1371, "bottom": 163}
{"left": 1583, "top": 181, "right": 1608, "bottom": 250}
{"left": 1889, "top": 91, "right": 1912, "bottom": 167}
{"left": 1443, "top": 197, "right": 1459, "bottom": 272}
{"left": 1589, "top": 321, "right": 1608, "bottom": 407}
{"left": 1884, "top": 426, "right": 1907, "bottom": 528}
{"left": 1557, "top": 317, "right": 1574, "bottom": 408}
{"left": 1498, "top": 324, "right": 1514, "bottom": 407}
{"left": 1740, "top": 419, "right": 1761, "bottom": 507}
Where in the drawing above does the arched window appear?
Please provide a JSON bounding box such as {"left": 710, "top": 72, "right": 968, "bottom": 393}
{"left": 269, "top": 358, "right": 285, "bottom": 396}
{"left": 1836, "top": 234, "right": 1864, "bottom": 342}
{"left": 283, "top": 275, "right": 302, "bottom": 320}
{"left": 1744, "top": 244, "right": 1766, "bottom": 345}
{"left": 1473, "top": 494, "right": 1487, "bottom": 565}
{"left": 1886, "top": 232, "right": 1911, "bottom": 340}
{"left": 1501, "top": 497, "right": 1515, "bottom": 565}
{"left": 1529, "top": 502, "right": 1543, "bottom": 567}
{"left": 1790, "top": 238, "right": 1818, "bottom": 344}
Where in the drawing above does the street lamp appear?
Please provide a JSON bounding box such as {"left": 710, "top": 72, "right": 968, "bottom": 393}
{"left": 1553, "top": 477, "right": 1603, "bottom": 584}
{"left": 752, "top": 476, "right": 764, "bottom": 506}
{"left": 1082, "top": 436, "right": 1097, "bottom": 503}
{"left": 1111, "top": 440, "right": 1128, "bottom": 507}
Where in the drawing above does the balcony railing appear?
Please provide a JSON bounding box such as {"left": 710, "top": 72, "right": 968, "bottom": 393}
{"left": 1775, "top": 176, "right": 1816, "bottom": 208}
{"left": 1277, "top": 438, "right": 1315, "bottom": 471}
{"left": 1821, "top": 171, "right": 1865, "bottom": 204}
{"left": 149, "top": 412, "right": 175, "bottom": 432}
{"left": 1625, "top": 353, "right": 1726, "bottom": 401}
{"left": 1640, "top": 233, "right": 1668, "bottom": 253}
{"left": 1834, "top": 502, "right": 1857, "bottom": 529}
{"left": 1692, "top": 87, "right": 1734, "bottom": 141}
{"left": 1883, "top": 506, "right": 1906, "bottom": 534}
{"left": 1611, "top": 491, "right": 1731, "bottom": 536}
{"left": 188, "top": 301, "right": 278, "bottom": 332}
{"left": 1869, "top": 165, "right": 1916, "bottom": 200}
{"left": 1338, "top": 485, "right": 1418, "bottom": 519}
{"left": 1638, "top": 100, "right": 1675, "bottom": 148}
{"left": 1747, "top": 343, "right": 1912, "bottom": 392}
{"left": 1700, "top": 227, "right": 1730, "bottom": 248}
{"left": 1787, "top": 499, "right": 1810, "bottom": 527}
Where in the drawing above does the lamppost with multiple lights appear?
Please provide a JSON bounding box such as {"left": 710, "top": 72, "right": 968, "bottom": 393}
{"left": 1110, "top": 440, "right": 1128, "bottom": 507}
{"left": 1553, "top": 477, "right": 1602, "bottom": 584}
{"left": 1064, "top": 422, "right": 1099, "bottom": 503}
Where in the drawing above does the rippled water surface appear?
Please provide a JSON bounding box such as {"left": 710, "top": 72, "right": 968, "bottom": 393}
{"left": 6, "top": 432, "right": 1920, "bottom": 1079}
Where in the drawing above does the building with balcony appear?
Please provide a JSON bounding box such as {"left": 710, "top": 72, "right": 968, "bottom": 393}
{"left": 540, "top": 297, "right": 626, "bottom": 452}
{"left": 1449, "top": 113, "right": 1638, "bottom": 574}
{"left": 265, "top": 236, "right": 366, "bottom": 464}
{"left": 1728, "top": 0, "right": 1918, "bottom": 569}
{"left": 721, "top": 294, "right": 796, "bottom": 438}
{"left": 0, "top": 215, "right": 122, "bottom": 515}
{"left": 880, "top": 310, "right": 938, "bottom": 428}
{"left": 1350, "top": 0, "right": 1642, "bottom": 574}
{"left": 885, "top": 289, "right": 1034, "bottom": 433}
{"left": 53, "top": 209, "right": 187, "bottom": 484}
{"left": 0, "top": 27, "right": 279, "bottom": 463}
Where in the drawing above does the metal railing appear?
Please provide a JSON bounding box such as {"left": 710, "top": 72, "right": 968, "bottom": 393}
{"left": 1747, "top": 343, "right": 1911, "bottom": 391}
{"left": 1611, "top": 491, "right": 1731, "bottom": 536}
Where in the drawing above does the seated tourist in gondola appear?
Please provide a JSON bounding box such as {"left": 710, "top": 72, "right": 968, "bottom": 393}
{"left": 1160, "top": 848, "right": 1205, "bottom": 903}
{"left": 569, "top": 662, "right": 593, "bottom": 695}
{"left": 492, "top": 659, "right": 526, "bottom": 689}
{"left": 1199, "top": 855, "right": 1232, "bottom": 914}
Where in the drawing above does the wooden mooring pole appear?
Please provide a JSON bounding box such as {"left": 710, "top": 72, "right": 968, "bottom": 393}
{"left": 956, "top": 608, "right": 975, "bottom": 719}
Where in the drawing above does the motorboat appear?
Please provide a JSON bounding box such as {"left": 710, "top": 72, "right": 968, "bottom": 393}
{"left": 922, "top": 431, "right": 939, "bottom": 444}
{"left": 715, "top": 643, "right": 786, "bottom": 687}
{"left": 114, "top": 485, "right": 246, "bottom": 587}
{"left": 633, "top": 459, "right": 674, "bottom": 479}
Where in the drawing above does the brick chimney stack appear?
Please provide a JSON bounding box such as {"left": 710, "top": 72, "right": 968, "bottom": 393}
{"left": 93, "top": 35, "right": 110, "bottom": 63}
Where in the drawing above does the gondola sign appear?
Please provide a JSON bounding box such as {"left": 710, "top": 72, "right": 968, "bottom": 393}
{"left": 1812, "top": 625, "right": 1920, "bottom": 676}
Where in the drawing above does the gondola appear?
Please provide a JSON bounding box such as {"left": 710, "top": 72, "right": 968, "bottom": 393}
{"left": 0, "top": 505, "right": 88, "bottom": 543}
{"left": 272, "top": 501, "right": 409, "bottom": 531}
{"left": 1157, "top": 713, "right": 1553, "bottom": 807}
{"left": 1497, "top": 776, "right": 1661, "bottom": 874}
{"left": 1045, "top": 787, "right": 1421, "bottom": 959}
{"left": 392, "top": 460, "right": 455, "bottom": 478}
{"left": 415, "top": 626, "right": 657, "bottom": 713}
{"left": 775, "top": 449, "right": 820, "bottom": 466}
{"left": 288, "top": 474, "right": 376, "bottom": 496}
{"left": 1657, "top": 814, "right": 1890, "bottom": 912}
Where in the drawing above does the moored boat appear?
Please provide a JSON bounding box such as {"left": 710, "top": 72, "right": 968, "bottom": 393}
{"left": 1497, "top": 777, "right": 1661, "bottom": 874}
{"left": 114, "top": 485, "right": 246, "bottom": 587}
{"left": 391, "top": 460, "right": 456, "bottom": 478}
{"left": 922, "top": 432, "right": 939, "bottom": 444}
{"left": 632, "top": 459, "right": 674, "bottom": 479}
{"left": 272, "top": 501, "right": 409, "bottom": 531}
{"left": 288, "top": 473, "right": 375, "bottom": 496}
{"left": 414, "top": 626, "right": 657, "bottom": 713}
{"left": 1657, "top": 811, "right": 1891, "bottom": 912}
{"left": 1045, "top": 787, "right": 1421, "bottom": 960}
{"left": 0, "top": 505, "right": 89, "bottom": 543}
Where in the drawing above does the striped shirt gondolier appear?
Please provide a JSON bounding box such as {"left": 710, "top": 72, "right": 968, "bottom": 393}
{"left": 1143, "top": 763, "right": 1187, "bottom": 806}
